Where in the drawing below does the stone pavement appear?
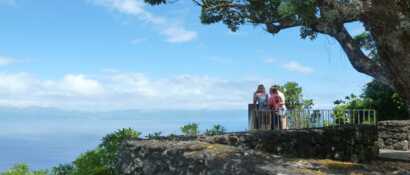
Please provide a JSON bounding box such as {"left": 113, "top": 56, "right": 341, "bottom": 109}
{"left": 379, "top": 149, "right": 410, "bottom": 162}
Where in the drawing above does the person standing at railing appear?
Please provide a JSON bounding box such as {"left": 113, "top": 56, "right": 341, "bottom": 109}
{"left": 273, "top": 85, "right": 287, "bottom": 129}
{"left": 252, "top": 85, "right": 268, "bottom": 129}
{"left": 269, "top": 86, "right": 285, "bottom": 129}
{"left": 253, "top": 84, "right": 268, "bottom": 110}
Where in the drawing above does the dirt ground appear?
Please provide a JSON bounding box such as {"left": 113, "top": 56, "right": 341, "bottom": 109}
{"left": 288, "top": 159, "right": 410, "bottom": 175}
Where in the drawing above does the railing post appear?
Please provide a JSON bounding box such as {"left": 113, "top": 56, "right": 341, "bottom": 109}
{"left": 248, "top": 104, "right": 254, "bottom": 130}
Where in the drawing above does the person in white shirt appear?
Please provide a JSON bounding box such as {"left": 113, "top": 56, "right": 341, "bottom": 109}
{"left": 272, "top": 85, "right": 287, "bottom": 129}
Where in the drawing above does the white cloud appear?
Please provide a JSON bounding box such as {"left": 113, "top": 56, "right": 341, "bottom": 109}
{"left": 0, "top": 56, "right": 16, "bottom": 66}
{"left": 89, "top": 0, "right": 197, "bottom": 43}
{"left": 0, "top": 73, "right": 33, "bottom": 94}
{"left": 0, "top": 72, "right": 263, "bottom": 110}
{"left": 61, "top": 75, "right": 105, "bottom": 96}
{"left": 162, "top": 26, "right": 197, "bottom": 43}
{"left": 282, "top": 61, "right": 314, "bottom": 75}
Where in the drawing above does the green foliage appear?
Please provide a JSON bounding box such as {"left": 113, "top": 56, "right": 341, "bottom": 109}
{"left": 303, "top": 99, "right": 314, "bottom": 110}
{"left": 280, "top": 82, "right": 314, "bottom": 110}
{"left": 64, "top": 128, "right": 141, "bottom": 175}
{"left": 146, "top": 132, "right": 162, "bottom": 139}
{"left": 99, "top": 128, "right": 141, "bottom": 174}
{"left": 51, "top": 164, "right": 74, "bottom": 175}
{"left": 180, "top": 123, "right": 199, "bottom": 136}
{"left": 205, "top": 124, "right": 226, "bottom": 136}
{"left": 166, "top": 133, "right": 178, "bottom": 140}
{"left": 333, "top": 94, "right": 369, "bottom": 124}
{"left": 1, "top": 164, "right": 47, "bottom": 175}
{"left": 333, "top": 80, "right": 409, "bottom": 121}
{"left": 72, "top": 149, "right": 110, "bottom": 175}
{"left": 145, "top": 0, "right": 319, "bottom": 38}
{"left": 354, "top": 32, "right": 377, "bottom": 59}
{"left": 144, "top": 0, "right": 166, "bottom": 5}
{"left": 363, "top": 80, "right": 409, "bottom": 120}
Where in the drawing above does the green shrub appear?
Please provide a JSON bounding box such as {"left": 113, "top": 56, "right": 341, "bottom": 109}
{"left": 71, "top": 128, "right": 141, "bottom": 175}
{"left": 205, "top": 124, "right": 226, "bottom": 136}
{"left": 2, "top": 128, "right": 141, "bottom": 175}
{"left": 51, "top": 164, "right": 74, "bottom": 175}
{"left": 180, "top": 123, "right": 199, "bottom": 136}
{"left": 167, "top": 133, "right": 178, "bottom": 140}
{"left": 99, "top": 128, "right": 141, "bottom": 174}
{"left": 72, "top": 149, "right": 110, "bottom": 175}
{"left": 1, "top": 164, "right": 47, "bottom": 175}
{"left": 146, "top": 132, "right": 162, "bottom": 139}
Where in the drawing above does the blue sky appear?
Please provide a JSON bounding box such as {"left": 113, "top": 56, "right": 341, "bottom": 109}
{"left": 0, "top": 0, "right": 371, "bottom": 111}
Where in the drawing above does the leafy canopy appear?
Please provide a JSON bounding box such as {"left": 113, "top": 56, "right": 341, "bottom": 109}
{"left": 334, "top": 80, "right": 409, "bottom": 120}
{"left": 145, "top": 0, "right": 342, "bottom": 39}
{"left": 279, "top": 82, "right": 314, "bottom": 110}
{"left": 180, "top": 123, "right": 199, "bottom": 136}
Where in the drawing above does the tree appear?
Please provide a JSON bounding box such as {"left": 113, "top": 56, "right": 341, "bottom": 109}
{"left": 180, "top": 123, "right": 199, "bottom": 136}
{"left": 145, "top": 0, "right": 410, "bottom": 116}
{"left": 280, "top": 82, "right": 314, "bottom": 110}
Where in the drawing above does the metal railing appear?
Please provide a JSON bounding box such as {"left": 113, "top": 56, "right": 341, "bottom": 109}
{"left": 248, "top": 104, "right": 377, "bottom": 130}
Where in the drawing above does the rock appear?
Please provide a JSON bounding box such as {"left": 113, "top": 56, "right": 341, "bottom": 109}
{"left": 118, "top": 139, "right": 410, "bottom": 175}
{"left": 393, "top": 141, "right": 409, "bottom": 151}
{"left": 378, "top": 120, "right": 410, "bottom": 151}
{"left": 118, "top": 140, "right": 298, "bottom": 175}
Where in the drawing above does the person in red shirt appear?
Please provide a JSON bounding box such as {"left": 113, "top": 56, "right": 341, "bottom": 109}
{"left": 268, "top": 86, "right": 285, "bottom": 129}
{"left": 268, "top": 87, "right": 284, "bottom": 111}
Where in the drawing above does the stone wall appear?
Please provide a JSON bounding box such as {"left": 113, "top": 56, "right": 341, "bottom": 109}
{"left": 118, "top": 140, "right": 301, "bottom": 175}
{"left": 118, "top": 126, "right": 379, "bottom": 174}
{"left": 200, "top": 125, "right": 379, "bottom": 162}
{"left": 378, "top": 120, "right": 410, "bottom": 151}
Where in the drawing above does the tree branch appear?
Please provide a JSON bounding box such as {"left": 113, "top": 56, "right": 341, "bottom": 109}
{"left": 331, "top": 26, "right": 391, "bottom": 85}
{"left": 265, "top": 21, "right": 301, "bottom": 34}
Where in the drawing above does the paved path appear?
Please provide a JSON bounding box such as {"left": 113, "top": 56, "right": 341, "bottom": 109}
{"left": 379, "top": 149, "right": 410, "bottom": 162}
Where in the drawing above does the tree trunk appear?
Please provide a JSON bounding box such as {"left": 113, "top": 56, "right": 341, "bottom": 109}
{"left": 362, "top": 0, "right": 410, "bottom": 118}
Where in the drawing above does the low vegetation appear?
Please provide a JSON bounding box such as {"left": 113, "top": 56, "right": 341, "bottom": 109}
{"left": 204, "top": 124, "right": 226, "bottom": 136}
{"left": 0, "top": 164, "right": 47, "bottom": 175}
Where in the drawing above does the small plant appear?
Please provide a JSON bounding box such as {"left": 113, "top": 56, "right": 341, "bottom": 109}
{"left": 167, "top": 133, "right": 178, "bottom": 140}
{"left": 180, "top": 123, "right": 199, "bottom": 136}
{"left": 205, "top": 124, "right": 226, "bottom": 136}
{"left": 146, "top": 132, "right": 162, "bottom": 139}
{"left": 1, "top": 164, "right": 48, "bottom": 175}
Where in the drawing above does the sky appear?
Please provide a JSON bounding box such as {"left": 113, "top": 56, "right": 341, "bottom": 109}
{"left": 0, "top": 0, "right": 371, "bottom": 111}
